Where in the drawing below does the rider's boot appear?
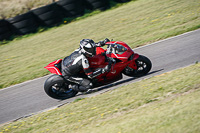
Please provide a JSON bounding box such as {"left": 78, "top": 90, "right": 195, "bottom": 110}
{"left": 68, "top": 84, "right": 88, "bottom": 92}
{"left": 68, "top": 83, "right": 94, "bottom": 94}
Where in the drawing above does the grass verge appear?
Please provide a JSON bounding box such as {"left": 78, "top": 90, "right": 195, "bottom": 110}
{"left": 0, "top": 63, "right": 199, "bottom": 133}
{"left": 0, "top": 0, "right": 53, "bottom": 19}
{"left": 0, "top": 0, "right": 200, "bottom": 89}
{"left": 0, "top": 0, "right": 124, "bottom": 19}
{"left": 0, "top": 1, "right": 127, "bottom": 45}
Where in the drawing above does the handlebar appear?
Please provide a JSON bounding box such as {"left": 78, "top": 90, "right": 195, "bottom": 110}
{"left": 107, "top": 43, "right": 119, "bottom": 55}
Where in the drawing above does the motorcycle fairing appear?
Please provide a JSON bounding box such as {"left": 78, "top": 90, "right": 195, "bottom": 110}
{"left": 88, "top": 52, "right": 106, "bottom": 67}
{"left": 106, "top": 41, "right": 134, "bottom": 62}
{"left": 44, "top": 59, "right": 62, "bottom": 75}
{"left": 128, "top": 53, "right": 139, "bottom": 70}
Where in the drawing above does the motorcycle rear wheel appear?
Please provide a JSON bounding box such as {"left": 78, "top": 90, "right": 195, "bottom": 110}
{"left": 123, "top": 55, "right": 152, "bottom": 77}
{"left": 44, "top": 75, "right": 78, "bottom": 99}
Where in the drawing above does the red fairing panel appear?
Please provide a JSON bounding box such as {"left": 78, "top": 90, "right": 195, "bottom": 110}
{"left": 106, "top": 41, "right": 133, "bottom": 52}
{"left": 96, "top": 47, "right": 105, "bottom": 55}
{"left": 106, "top": 41, "right": 134, "bottom": 62}
{"left": 125, "top": 53, "right": 139, "bottom": 70}
{"left": 44, "top": 59, "right": 62, "bottom": 75}
{"left": 111, "top": 52, "right": 132, "bottom": 62}
{"left": 88, "top": 47, "right": 106, "bottom": 67}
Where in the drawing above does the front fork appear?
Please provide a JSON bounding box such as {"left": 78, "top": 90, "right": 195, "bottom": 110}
{"left": 128, "top": 53, "right": 139, "bottom": 70}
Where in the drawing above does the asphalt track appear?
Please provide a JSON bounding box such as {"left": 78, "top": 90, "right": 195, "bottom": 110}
{"left": 0, "top": 29, "right": 200, "bottom": 125}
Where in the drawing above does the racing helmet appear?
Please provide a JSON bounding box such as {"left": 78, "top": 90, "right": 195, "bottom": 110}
{"left": 80, "top": 39, "right": 96, "bottom": 57}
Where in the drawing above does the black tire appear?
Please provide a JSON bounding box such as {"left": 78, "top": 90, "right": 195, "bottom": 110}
{"left": 57, "top": 0, "right": 85, "bottom": 18}
{"left": 32, "top": 3, "right": 59, "bottom": 15}
{"left": 114, "top": 0, "right": 130, "bottom": 3}
{"left": 92, "top": 1, "right": 105, "bottom": 8}
{"left": 17, "top": 25, "right": 38, "bottom": 35}
{"left": 7, "top": 12, "right": 34, "bottom": 24}
{"left": 33, "top": 11, "right": 62, "bottom": 26}
{"left": 44, "top": 75, "right": 78, "bottom": 99}
{"left": 32, "top": 3, "right": 63, "bottom": 27}
{"left": 0, "top": 19, "right": 9, "bottom": 27}
{"left": 86, "top": 0, "right": 98, "bottom": 3}
{"left": 7, "top": 11, "right": 39, "bottom": 35}
{"left": 0, "top": 19, "right": 13, "bottom": 40}
{"left": 84, "top": 0, "right": 109, "bottom": 11}
{"left": 123, "top": 55, "right": 152, "bottom": 77}
{"left": 0, "top": 32, "right": 12, "bottom": 41}
{"left": 92, "top": 0, "right": 110, "bottom": 10}
{"left": 12, "top": 18, "right": 38, "bottom": 29}
{"left": 10, "top": 19, "right": 39, "bottom": 35}
{"left": 44, "top": 19, "right": 61, "bottom": 26}
{"left": 56, "top": 0, "right": 75, "bottom": 6}
{"left": 0, "top": 26, "right": 9, "bottom": 34}
{"left": 37, "top": 11, "right": 57, "bottom": 21}
{"left": 62, "top": 2, "right": 84, "bottom": 12}
{"left": 62, "top": 3, "right": 78, "bottom": 11}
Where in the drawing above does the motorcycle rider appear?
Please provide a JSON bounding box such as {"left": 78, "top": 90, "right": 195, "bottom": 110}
{"left": 61, "top": 38, "right": 112, "bottom": 92}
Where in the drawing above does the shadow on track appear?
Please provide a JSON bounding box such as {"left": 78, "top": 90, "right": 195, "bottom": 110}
{"left": 96, "top": 69, "right": 164, "bottom": 91}
{"left": 58, "top": 69, "right": 164, "bottom": 100}
{"left": 70, "top": 69, "right": 164, "bottom": 97}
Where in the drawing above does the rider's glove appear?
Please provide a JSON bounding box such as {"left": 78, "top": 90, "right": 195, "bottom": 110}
{"left": 98, "top": 38, "right": 110, "bottom": 47}
{"left": 103, "top": 38, "right": 110, "bottom": 43}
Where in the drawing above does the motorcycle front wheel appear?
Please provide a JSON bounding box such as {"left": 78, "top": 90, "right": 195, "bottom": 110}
{"left": 123, "top": 55, "right": 152, "bottom": 77}
{"left": 44, "top": 75, "right": 78, "bottom": 99}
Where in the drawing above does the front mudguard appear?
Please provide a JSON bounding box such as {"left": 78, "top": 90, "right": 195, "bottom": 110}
{"left": 128, "top": 53, "right": 139, "bottom": 70}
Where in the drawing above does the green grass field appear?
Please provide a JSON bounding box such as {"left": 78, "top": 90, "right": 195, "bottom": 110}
{"left": 0, "top": 63, "right": 199, "bottom": 133}
{"left": 0, "top": 0, "right": 200, "bottom": 89}
{"left": 0, "top": 0, "right": 53, "bottom": 19}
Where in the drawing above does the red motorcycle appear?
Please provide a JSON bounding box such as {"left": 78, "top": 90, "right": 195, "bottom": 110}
{"left": 44, "top": 41, "right": 152, "bottom": 99}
